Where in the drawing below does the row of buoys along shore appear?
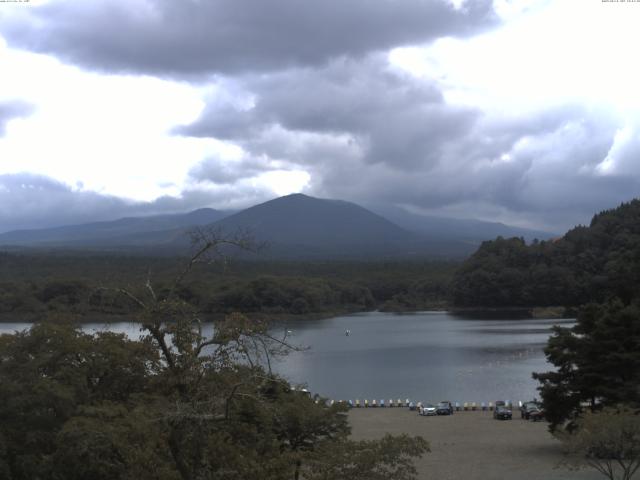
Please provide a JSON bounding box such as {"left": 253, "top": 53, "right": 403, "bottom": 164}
{"left": 317, "top": 399, "right": 522, "bottom": 411}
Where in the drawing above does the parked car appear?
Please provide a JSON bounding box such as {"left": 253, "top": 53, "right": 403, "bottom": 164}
{"left": 436, "top": 401, "right": 454, "bottom": 415}
{"left": 420, "top": 403, "right": 437, "bottom": 416}
{"left": 493, "top": 405, "right": 512, "bottom": 420}
{"left": 528, "top": 407, "right": 544, "bottom": 422}
{"left": 529, "top": 405, "right": 544, "bottom": 422}
{"left": 520, "top": 401, "right": 542, "bottom": 420}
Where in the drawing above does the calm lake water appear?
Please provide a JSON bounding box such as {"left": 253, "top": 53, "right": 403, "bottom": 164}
{"left": 0, "top": 311, "right": 569, "bottom": 404}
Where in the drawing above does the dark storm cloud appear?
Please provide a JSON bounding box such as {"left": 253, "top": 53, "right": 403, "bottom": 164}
{"left": 178, "top": 56, "right": 480, "bottom": 171}
{"left": 0, "top": 0, "right": 498, "bottom": 77}
{"left": 326, "top": 105, "right": 640, "bottom": 232}
{"left": 180, "top": 54, "right": 640, "bottom": 232}
{"left": 182, "top": 57, "right": 445, "bottom": 138}
{"left": 330, "top": 107, "right": 638, "bottom": 231}
{"left": 0, "top": 173, "right": 273, "bottom": 233}
{"left": 188, "top": 155, "right": 277, "bottom": 185}
{"left": 0, "top": 101, "right": 33, "bottom": 135}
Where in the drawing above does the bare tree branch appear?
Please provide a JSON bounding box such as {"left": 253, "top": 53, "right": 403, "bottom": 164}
{"left": 168, "top": 226, "right": 263, "bottom": 300}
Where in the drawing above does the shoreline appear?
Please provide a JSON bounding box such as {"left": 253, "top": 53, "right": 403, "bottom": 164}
{"left": 448, "top": 305, "right": 569, "bottom": 319}
{"left": 0, "top": 305, "right": 572, "bottom": 324}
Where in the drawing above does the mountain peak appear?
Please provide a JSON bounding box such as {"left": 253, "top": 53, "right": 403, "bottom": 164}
{"left": 270, "top": 193, "right": 321, "bottom": 203}
{"left": 282, "top": 193, "right": 310, "bottom": 199}
{"left": 210, "top": 193, "right": 413, "bottom": 256}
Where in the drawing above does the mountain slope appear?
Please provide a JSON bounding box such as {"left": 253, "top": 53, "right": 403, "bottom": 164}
{"left": 206, "top": 194, "right": 425, "bottom": 257}
{"left": 0, "top": 208, "right": 230, "bottom": 246}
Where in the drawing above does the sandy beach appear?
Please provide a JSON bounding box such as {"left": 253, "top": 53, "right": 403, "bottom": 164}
{"left": 349, "top": 408, "right": 602, "bottom": 480}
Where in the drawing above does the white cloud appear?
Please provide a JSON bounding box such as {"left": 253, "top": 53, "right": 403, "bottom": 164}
{"left": 391, "top": 0, "right": 640, "bottom": 114}
{"left": 0, "top": 38, "right": 215, "bottom": 200}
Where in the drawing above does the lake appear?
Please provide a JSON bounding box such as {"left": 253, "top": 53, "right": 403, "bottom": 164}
{"left": 273, "top": 311, "right": 567, "bottom": 404}
{"left": 0, "top": 311, "right": 568, "bottom": 405}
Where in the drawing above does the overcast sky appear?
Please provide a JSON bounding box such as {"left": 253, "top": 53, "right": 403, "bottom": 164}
{"left": 1, "top": 0, "right": 639, "bottom": 233}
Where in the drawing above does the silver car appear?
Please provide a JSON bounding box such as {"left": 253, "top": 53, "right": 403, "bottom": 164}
{"left": 419, "top": 403, "right": 437, "bottom": 416}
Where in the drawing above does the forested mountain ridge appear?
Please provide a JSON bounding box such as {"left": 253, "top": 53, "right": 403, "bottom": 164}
{"left": 0, "top": 193, "right": 552, "bottom": 258}
{"left": 206, "top": 193, "right": 414, "bottom": 251}
{"left": 452, "top": 199, "right": 640, "bottom": 307}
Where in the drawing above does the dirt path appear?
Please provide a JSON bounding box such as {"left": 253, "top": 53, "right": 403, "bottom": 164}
{"left": 349, "top": 409, "right": 602, "bottom": 480}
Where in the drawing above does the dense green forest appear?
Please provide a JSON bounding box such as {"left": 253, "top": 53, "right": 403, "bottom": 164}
{"left": 0, "top": 252, "right": 456, "bottom": 320}
{"left": 452, "top": 200, "right": 640, "bottom": 308}
{"left": 0, "top": 239, "right": 429, "bottom": 479}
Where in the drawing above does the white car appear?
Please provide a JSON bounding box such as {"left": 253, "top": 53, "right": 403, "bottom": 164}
{"left": 419, "top": 403, "right": 437, "bottom": 416}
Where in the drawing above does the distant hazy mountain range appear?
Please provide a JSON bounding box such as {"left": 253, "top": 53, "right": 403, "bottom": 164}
{"left": 367, "top": 203, "right": 552, "bottom": 245}
{"left": 0, "top": 208, "right": 229, "bottom": 247}
{"left": 0, "top": 194, "right": 555, "bottom": 258}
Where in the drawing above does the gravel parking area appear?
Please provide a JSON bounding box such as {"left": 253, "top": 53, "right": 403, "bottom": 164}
{"left": 349, "top": 409, "right": 602, "bottom": 480}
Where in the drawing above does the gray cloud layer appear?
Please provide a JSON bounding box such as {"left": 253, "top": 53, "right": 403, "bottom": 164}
{"left": 1, "top": 0, "right": 497, "bottom": 77}
{"left": 177, "top": 56, "right": 479, "bottom": 172}
{"left": 189, "top": 155, "right": 277, "bottom": 185}
{"left": 177, "top": 55, "right": 640, "bottom": 232}
{"left": 0, "top": 101, "right": 33, "bottom": 136}
{"left": 0, "top": 173, "right": 137, "bottom": 232}
{"left": 0, "top": 173, "right": 276, "bottom": 233}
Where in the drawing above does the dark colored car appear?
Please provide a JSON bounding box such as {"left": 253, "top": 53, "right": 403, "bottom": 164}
{"left": 493, "top": 405, "right": 512, "bottom": 420}
{"left": 528, "top": 408, "right": 544, "bottom": 422}
{"left": 436, "top": 401, "right": 454, "bottom": 415}
{"left": 520, "top": 401, "right": 542, "bottom": 420}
